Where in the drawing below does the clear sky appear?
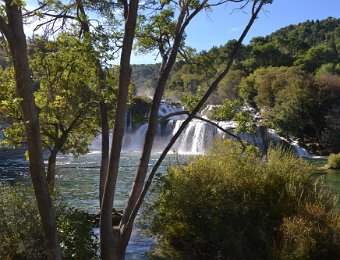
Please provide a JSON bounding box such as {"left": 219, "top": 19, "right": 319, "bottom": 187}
{"left": 132, "top": 0, "right": 340, "bottom": 64}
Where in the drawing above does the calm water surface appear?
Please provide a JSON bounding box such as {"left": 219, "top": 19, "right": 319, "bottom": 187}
{"left": 308, "top": 157, "right": 340, "bottom": 208}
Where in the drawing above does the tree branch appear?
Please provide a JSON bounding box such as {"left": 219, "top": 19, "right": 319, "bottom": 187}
{"left": 125, "top": 0, "right": 267, "bottom": 232}
{"left": 120, "top": 0, "right": 215, "bottom": 234}
{"left": 22, "top": 4, "right": 48, "bottom": 17}
{"left": 158, "top": 110, "right": 246, "bottom": 149}
{"left": 64, "top": 101, "right": 98, "bottom": 135}
{"left": 0, "top": 15, "right": 12, "bottom": 40}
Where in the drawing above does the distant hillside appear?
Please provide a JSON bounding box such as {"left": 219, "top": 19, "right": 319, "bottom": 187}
{"left": 165, "top": 17, "right": 339, "bottom": 98}
{"left": 269, "top": 17, "right": 340, "bottom": 48}
{"left": 131, "top": 63, "right": 160, "bottom": 94}
{"left": 131, "top": 17, "right": 339, "bottom": 99}
{"left": 142, "top": 17, "right": 339, "bottom": 154}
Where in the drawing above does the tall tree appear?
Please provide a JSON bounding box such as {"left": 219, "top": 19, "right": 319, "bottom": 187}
{"left": 122, "top": 0, "right": 268, "bottom": 252}
{"left": 0, "top": 0, "right": 61, "bottom": 258}
{"left": 33, "top": 0, "right": 120, "bottom": 204}
{"left": 0, "top": 35, "right": 111, "bottom": 192}
{"left": 99, "top": 0, "right": 139, "bottom": 257}
{"left": 100, "top": 0, "right": 269, "bottom": 259}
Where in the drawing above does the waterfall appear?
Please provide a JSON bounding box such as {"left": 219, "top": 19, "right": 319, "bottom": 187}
{"left": 172, "top": 119, "right": 218, "bottom": 154}
{"left": 122, "top": 102, "right": 186, "bottom": 152}
{"left": 87, "top": 100, "right": 311, "bottom": 157}
{"left": 291, "top": 141, "right": 311, "bottom": 158}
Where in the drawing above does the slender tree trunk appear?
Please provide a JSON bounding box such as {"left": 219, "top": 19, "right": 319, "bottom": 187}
{"left": 47, "top": 147, "right": 59, "bottom": 192}
{"left": 120, "top": 1, "right": 205, "bottom": 234}
{"left": 75, "top": 0, "right": 110, "bottom": 206}
{"left": 100, "top": 0, "right": 139, "bottom": 258}
{"left": 120, "top": 27, "right": 185, "bottom": 231}
{"left": 123, "top": 0, "right": 267, "bottom": 234}
{"left": 0, "top": 1, "right": 62, "bottom": 259}
{"left": 99, "top": 99, "right": 110, "bottom": 204}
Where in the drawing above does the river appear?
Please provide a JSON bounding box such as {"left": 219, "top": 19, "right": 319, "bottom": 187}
{"left": 0, "top": 147, "right": 188, "bottom": 258}
{"left": 0, "top": 147, "right": 339, "bottom": 258}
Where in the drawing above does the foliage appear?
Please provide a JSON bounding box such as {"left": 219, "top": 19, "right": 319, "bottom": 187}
{"left": 0, "top": 67, "right": 24, "bottom": 148}
{"left": 239, "top": 66, "right": 340, "bottom": 151}
{"left": 129, "top": 96, "right": 152, "bottom": 127}
{"left": 0, "top": 34, "right": 121, "bottom": 187}
{"left": 328, "top": 153, "right": 340, "bottom": 169}
{"left": 135, "top": 8, "right": 177, "bottom": 55}
{"left": 212, "top": 99, "right": 255, "bottom": 134}
{"left": 30, "top": 34, "right": 106, "bottom": 155}
{"left": 0, "top": 183, "right": 98, "bottom": 259}
{"left": 212, "top": 99, "right": 241, "bottom": 121}
{"left": 294, "top": 42, "right": 338, "bottom": 73}
{"left": 0, "top": 39, "right": 9, "bottom": 68}
{"left": 148, "top": 140, "right": 340, "bottom": 259}
{"left": 57, "top": 206, "right": 99, "bottom": 259}
{"left": 216, "top": 69, "right": 246, "bottom": 102}
{"left": 133, "top": 17, "right": 339, "bottom": 107}
{"left": 131, "top": 63, "right": 160, "bottom": 91}
{"left": 1, "top": 35, "right": 100, "bottom": 153}
{"left": 276, "top": 203, "right": 340, "bottom": 259}
{"left": 0, "top": 184, "right": 46, "bottom": 258}
{"left": 180, "top": 85, "right": 206, "bottom": 112}
{"left": 321, "top": 109, "right": 340, "bottom": 153}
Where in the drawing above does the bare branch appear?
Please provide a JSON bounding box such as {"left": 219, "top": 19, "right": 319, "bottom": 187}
{"left": 180, "top": 0, "right": 208, "bottom": 35}
{"left": 38, "top": 12, "right": 76, "bottom": 20}
{"left": 158, "top": 110, "right": 189, "bottom": 121}
{"left": 22, "top": 4, "right": 48, "bottom": 17}
{"left": 64, "top": 101, "right": 98, "bottom": 135}
{"left": 158, "top": 110, "right": 246, "bottom": 149}
{"left": 125, "top": 0, "right": 267, "bottom": 232}
{"left": 0, "top": 15, "right": 12, "bottom": 40}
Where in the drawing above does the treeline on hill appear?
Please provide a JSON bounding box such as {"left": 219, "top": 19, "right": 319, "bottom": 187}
{"left": 133, "top": 17, "right": 340, "bottom": 154}
{"left": 131, "top": 63, "right": 160, "bottom": 94}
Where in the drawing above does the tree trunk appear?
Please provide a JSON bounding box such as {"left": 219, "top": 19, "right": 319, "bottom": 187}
{"left": 122, "top": 0, "right": 267, "bottom": 235}
{"left": 47, "top": 147, "right": 59, "bottom": 192}
{"left": 100, "top": 0, "right": 139, "bottom": 258}
{"left": 99, "top": 99, "right": 110, "bottom": 204}
{"left": 0, "top": 1, "right": 62, "bottom": 259}
{"left": 76, "top": 0, "right": 110, "bottom": 206}
{"left": 120, "top": 2, "right": 197, "bottom": 235}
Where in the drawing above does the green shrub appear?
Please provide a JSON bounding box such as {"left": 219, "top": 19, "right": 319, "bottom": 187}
{"left": 0, "top": 183, "right": 46, "bottom": 259}
{"left": 328, "top": 153, "right": 340, "bottom": 169}
{"left": 148, "top": 140, "right": 340, "bottom": 259}
{"left": 277, "top": 203, "right": 340, "bottom": 259}
{"left": 0, "top": 183, "right": 98, "bottom": 259}
{"left": 57, "top": 206, "right": 99, "bottom": 259}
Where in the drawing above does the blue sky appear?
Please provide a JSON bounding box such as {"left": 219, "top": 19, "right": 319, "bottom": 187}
{"left": 132, "top": 0, "right": 340, "bottom": 64}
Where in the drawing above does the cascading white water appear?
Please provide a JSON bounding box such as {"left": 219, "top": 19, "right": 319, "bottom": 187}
{"left": 122, "top": 102, "right": 186, "bottom": 152}
{"left": 172, "top": 119, "right": 218, "bottom": 154}
{"left": 123, "top": 123, "right": 148, "bottom": 151}
{"left": 89, "top": 100, "right": 311, "bottom": 157}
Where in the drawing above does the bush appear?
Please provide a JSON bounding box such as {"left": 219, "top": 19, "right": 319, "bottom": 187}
{"left": 0, "top": 184, "right": 46, "bottom": 259}
{"left": 148, "top": 140, "right": 340, "bottom": 259}
{"left": 328, "top": 153, "right": 340, "bottom": 169}
{"left": 0, "top": 183, "right": 98, "bottom": 259}
{"left": 277, "top": 203, "right": 340, "bottom": 259}
{"left": 57, "top": 206, "right": 99, "bottom": 259}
